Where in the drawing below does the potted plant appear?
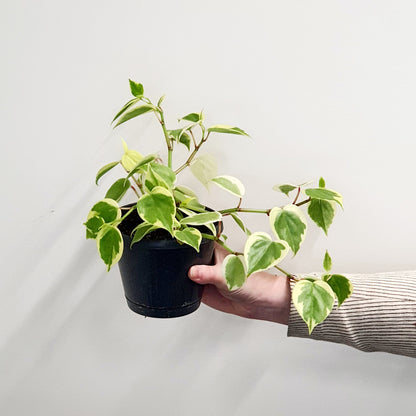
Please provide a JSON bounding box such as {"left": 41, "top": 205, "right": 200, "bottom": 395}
{"left": 84, "top": 80, "right": 353, "bottom": 331}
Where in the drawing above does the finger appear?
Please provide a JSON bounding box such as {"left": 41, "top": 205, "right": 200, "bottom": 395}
{"left": 188, "top": 264, "right": 224, "bottom": 286}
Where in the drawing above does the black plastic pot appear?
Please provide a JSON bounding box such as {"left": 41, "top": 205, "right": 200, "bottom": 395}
{"left": 117, "top": 205, "right": 217, "bottom": 318}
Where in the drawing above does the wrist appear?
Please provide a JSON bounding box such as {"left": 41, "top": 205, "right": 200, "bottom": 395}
{"left": 246, "top": 272, "right": 291, "bottom": 325}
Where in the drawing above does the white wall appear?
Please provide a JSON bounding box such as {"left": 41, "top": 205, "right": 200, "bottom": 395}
{"left": 1, "top": 1, "right": 415, "bottom": 415}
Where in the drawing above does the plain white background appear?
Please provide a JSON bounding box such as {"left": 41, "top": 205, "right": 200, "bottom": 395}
{"left": 1, "top": 1, "right": 415, "bottom": 415}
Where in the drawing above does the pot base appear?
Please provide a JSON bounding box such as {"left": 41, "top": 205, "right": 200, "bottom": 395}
{"left": 125, "top": 296, "right": 202, "bottom": 318}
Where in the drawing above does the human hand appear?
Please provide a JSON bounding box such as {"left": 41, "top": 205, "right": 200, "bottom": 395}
{"left": 188, "top": 244, "right": 291, "bottom": 325}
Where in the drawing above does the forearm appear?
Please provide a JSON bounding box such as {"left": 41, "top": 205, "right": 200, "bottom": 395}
{"left": 288, "top": 270, "right": 416, "bottom": 358}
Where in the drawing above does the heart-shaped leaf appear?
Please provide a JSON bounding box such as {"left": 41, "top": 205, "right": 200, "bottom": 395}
{"left": 121, "top": 140, "right": 143, "bottom": 172}
{"left": 96, "top": 225, "right": 124, "bottom": 271}
{"left": 223, "top": 254, "right": 246, "bottom": 290}
{"left": 174, "top": 227, "right": 202, "bottom": 252}
{"left": 323, "top": 274, "right": 353, "bottom": 307}
{"left": 136, "top": 187, "right": 176, "bottom": 234}
{"left": 84, "top": 215, "right": 105, "bottom": 239}
{"left": 269, "top": 205, "right": 307, "bottom": 255}
{"left": 244, "top": 232, "right": 288, "bottom": 276}
{"left": 129, "top": 79, "right": 144, "bottom": 97}
{"left": 307, "top": 199, "right": 335, "bottom": 235}
{"left": 87, "top": 199, "right": 121, "bottom": 223}
{"left": 292, "top": 279, "right": 335, "bottom": 334}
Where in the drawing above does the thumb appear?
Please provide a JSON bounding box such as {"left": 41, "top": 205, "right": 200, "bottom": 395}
{"left": 188, "top": 263, "right": 225, "bottom": 287}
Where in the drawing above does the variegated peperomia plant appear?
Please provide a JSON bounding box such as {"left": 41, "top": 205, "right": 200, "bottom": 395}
{"left": 85, "top": 80, "right": 353, "bottom": 333}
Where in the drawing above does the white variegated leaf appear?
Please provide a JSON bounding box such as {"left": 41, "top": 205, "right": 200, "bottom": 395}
{"left": 269, "top": 205, "right": 307, "bottom": 255}
{"left": 190, "top": 154, "right": 218, "bottom": 188}
{"left": 292, "top": 279, "right": 335, "bottom": 334}
{"left": 212, "top": 175, "right": 245, "bottom": 198}
{"left": 223, "top": 255, "right": 247, "bottom": 290}
{"left": 244, "top": 232, "right": 288, "bottom": 276}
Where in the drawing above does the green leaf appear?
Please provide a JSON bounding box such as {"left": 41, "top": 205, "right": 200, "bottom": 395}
{"left": 84, "top": 215, "right": 105, "bottom": 239}
{"left": 130, "top": 222, "right": 157, "bottom": 246}
{"left": 105, "top": 178, "right": 130, "bottom": 202}
{"left": 179, "top": 132, "right": 191, "bottom": 150}
{"left": 121, "top": 140, "right": 143, "bottom": 172}
{"left": 244, "top": 232, "right": 288, "bottom": 276}
{"left": 136, "top": 187, "right": 176, "bottom": 234}
{"left": 323, "top": 250, "right": 332, "bottom": 272}
{"left": 212, "top": 175, "right": 245, "bottom": 198}
{"left": 157, "top": 95, "right": 166, "bottom": 106}
{"left": 319, "top": 177, "right": 326, "bottom": 188}
{"left": 230, "top": 212, "right": 251, "bottom": 235}
{"left": 207, "top": 125, "right": 249, "bottom": 136}
{"left": 175, "top": 185, "right": 197, "bottom": 198}
{"left": 168, "top": 128, "right": 193, "bottom": 150}
{"left": 96, "top": 225, "right": 124, "bottom": 271}
{"left": 174, "top": 227, "right": 202, "bottom": 252}
{"left": 177, "top": 197, "right": 205, "bottom": 213}
{"left": 126, "top": 154, "right": 157, "bottom": 177}
{"left": 307, "top": 199, "right": 335, "bottom": 235}
{"left": 304, "top": 188, "right": 343, "bottom": 208}
{"left": 168, "top": 128, "right": 185, "bottom": 141}
{"left": 112, "top": 98, "right": 141, "bottom": 124}
{"left": 204, "top": 222, "right": 217, "bottom": 236}
{"left": 190, "top": 154, "right": 218, "bottom": 188}
{"left": 149, "top": 162, "right": 176, "bottom": 188}
{"left": 272, "top": 184, "right": 297, "bottom": 196}
{"left": 95, "top": 161, "right": 120, "bottom": 185}
{"left": 113, "top": 104, "right": 154, "bottom": 128}
{"left": 174, "top": 188, "right": 205, "bottom": 212}
{"left": 292, "top": 279, "right": 335, "bottom": 334}
{"left": 223, "top": 255, "right": 247, "bottom": 290}
{"left": 143, "top": 163, "right": 175, "bottom": 191}
{"left": 323, "top": 274, "right": 353, "bottom": 307}
{"left": 87, "top": 199, "right": 121, "bottom": 223}
{"left": 143, "top": 166, "right": 159, "bottom": 192}
{"left": 181, "top": 112, "right": 201, "bottom": 122}
{"left": 180, "top": 211, "right": 222, "bottom": 226}
{"left": 129, "top": 79, "right": 144, "bottom": 97}
{"left": 269, "top": 205, "right": 307, "bottom": 255}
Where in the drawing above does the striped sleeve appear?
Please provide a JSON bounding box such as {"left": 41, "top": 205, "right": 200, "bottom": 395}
{"left": 287, "top": 270, "right": 416, "bottom": 358}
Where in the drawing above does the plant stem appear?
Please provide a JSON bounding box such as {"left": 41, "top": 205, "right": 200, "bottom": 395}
{"left": 157, "top": 107, "right": 173, "bottom": 169}
{"left": 273, "top": 265, "right": 296, "bottom": 279}
{"left": 189, "top": 129, "right": 197, "bottom": 148}
{"left": 174, "top": 131, "right": 210, "bottom": 175}
{"left": 200, "top": 233, "right": 238, "bottom": 255}
{"left": 295, "top": 198, "right": 311, "bottom": 207}
{"left": 220, "top": 207, "right": 271, "bottom": 215}
{"left": 168, "top": 149, "right": 173, "bottom": 168}
{"left": 131, "top": 186, "right": 141, "bottom": 198}
{"left": 120, "top": 206, "right": 136, "bottom": 221}
{"left": 292, "top": 187, "right": 301, "bottom": 205}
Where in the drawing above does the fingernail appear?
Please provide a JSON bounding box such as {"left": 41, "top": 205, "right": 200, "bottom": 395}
{"left": 188, "top": 267, "right": 196, "bottom": 279}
